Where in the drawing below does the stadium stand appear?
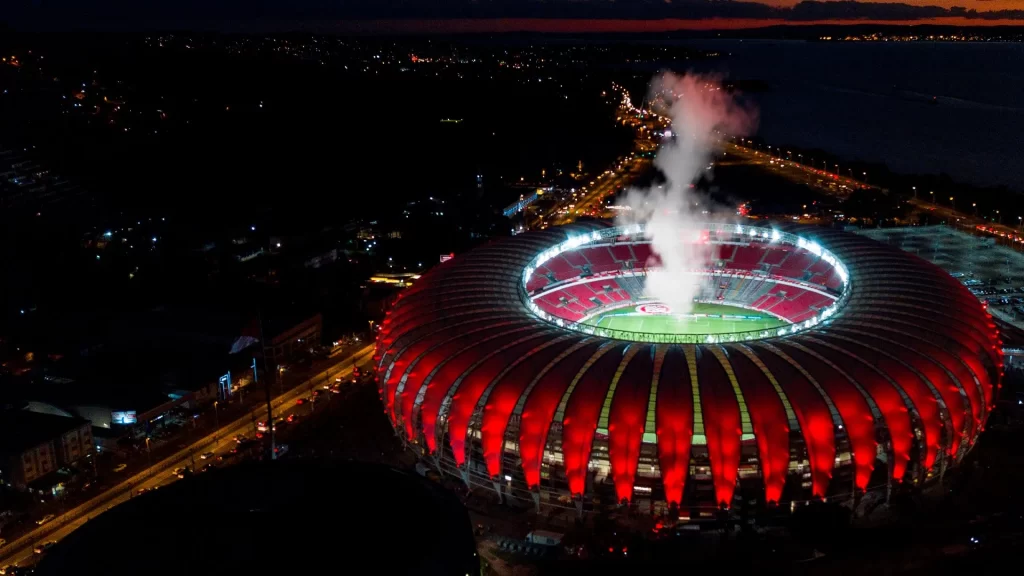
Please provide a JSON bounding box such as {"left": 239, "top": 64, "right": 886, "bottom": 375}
{"left": 526, "top": 240, "right": 842, "bottom": 325}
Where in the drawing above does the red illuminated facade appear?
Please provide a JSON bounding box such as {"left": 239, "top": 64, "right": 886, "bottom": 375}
{"left": 375, "top": 221, "right": 1001, "bottom": 512}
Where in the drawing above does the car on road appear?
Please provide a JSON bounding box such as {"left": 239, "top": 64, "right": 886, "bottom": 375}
{"left": 202, "top": 463, "right": 216, "bottom": 473}
{"left": 173, "top": 466, "right": 192, "bottom": 479}
{"left": 200, "top": 452, "right": 215, "bottom": 460}
{"left": 113, "top": 463, "right": 128, "bottom": 472}
{"left": 36, "top": 514, "right": 55, "bottom": 526}
{"left": 34, "top": 541, "right": 57, "bottom": 554}
{"left": 230, "top": 439, "right": 258, "bottom": 455}
{"left": 286, "top": 413, "right": 299, "bottom": 423}
{"left": 233, "top": 434, "right": 247, "bottom": 444}
{"left": 295, "top": 398, "right": 307, "bottom": 406}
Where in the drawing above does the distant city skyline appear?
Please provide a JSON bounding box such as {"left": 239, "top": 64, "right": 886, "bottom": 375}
{"left": 757, "top": 0, "right": 1021, "bottom": 8}
{"left": 5, "top": 0, "right": 1024, "bottom": 32}
{"left": 330, "top": 16, "right": 1024, "bottom": 35}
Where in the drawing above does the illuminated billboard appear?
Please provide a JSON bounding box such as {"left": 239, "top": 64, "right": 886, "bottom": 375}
{"left": 111, "top": 411, "right": 138, "bottom": 425}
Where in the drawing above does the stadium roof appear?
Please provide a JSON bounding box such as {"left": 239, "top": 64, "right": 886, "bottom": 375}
{"left": 376, "top": 221, "right": 1001, "bottom": 507}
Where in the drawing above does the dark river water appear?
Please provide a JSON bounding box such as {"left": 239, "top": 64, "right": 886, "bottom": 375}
{"left": 662, "top": 40, "right": 1024, "bottom": 191}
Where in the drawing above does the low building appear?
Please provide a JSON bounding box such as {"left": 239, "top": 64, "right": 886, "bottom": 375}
{"left": 264, "top": 313, "right": 322, "bottom": 367}
{"left": 0, "top": 410, "right": 94, "bottom": 493}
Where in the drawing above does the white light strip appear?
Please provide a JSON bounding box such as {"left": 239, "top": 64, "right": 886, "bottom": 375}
{"left": 521, "top": 224, "right": 851, "bottom": 344}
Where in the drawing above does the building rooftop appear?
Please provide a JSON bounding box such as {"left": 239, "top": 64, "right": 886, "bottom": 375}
{"left": 0, "top": 410, "right": 88, "bottom": 456}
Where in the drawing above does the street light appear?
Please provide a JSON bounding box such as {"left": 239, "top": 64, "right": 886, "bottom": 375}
{"left": 912, "top": 186, "right": 917, "bottom": 200}
{"left": 973, "top": 202, "right": 978, "bottom": 216}
{"left": 949, "top": 196, "right": 955, "bottom": 212}
{"left": 929, "top": 191, "right": 934, "bottom": 204}
{"left": 1018, "top": 216, "right": 1022, "bottom": 232}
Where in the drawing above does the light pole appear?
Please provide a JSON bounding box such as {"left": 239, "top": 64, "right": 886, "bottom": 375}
{"left": 862, "top": 171, "right": 868, "bottom": 184}
{"left": 213, "top": 401, "right": 219, "bottom": 430}
{"left": 1018, "top": 216, "right": 1022, "bottom": 232}
{"left": 973, "top": 203, "right": 978, "bottom": 216}
{"left": 996, "top": 210, "right": 1001, "bottom": 224}
{"left": 145, "top": 437, "right": 152, "bottom": 467}
{"left": 929, "top": 191, "right": 935, "bottom": 204}
{"left": 949, "top": 196, "right": 955, "bottom": 212}
{"left": 912, "top": 186, "right": 917, "bottom": 200}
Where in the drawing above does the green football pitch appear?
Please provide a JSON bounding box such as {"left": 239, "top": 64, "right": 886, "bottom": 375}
{"left": 581, "top": 302, "right": 786, "bottom": 335}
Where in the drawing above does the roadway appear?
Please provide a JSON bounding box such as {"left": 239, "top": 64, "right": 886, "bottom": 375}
{"left": 726, "top": 140, "right": 1024, "bottom": 244}
{"left": 540, "top": 84, "right": 672, "bottom": 227}
{"left": 0, "top": 344, "right": 375, "bottom": 570}
{"left": 722, "top": 142, "right": 873, "bottom": 202}
{"left": 548, "top": 157, "right": 650, "bottom": 226}
{"left": 535, "top": 86, "right": 661, "bottom": 228}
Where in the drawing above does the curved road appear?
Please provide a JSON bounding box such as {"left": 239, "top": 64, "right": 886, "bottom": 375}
{"left": 0, "top": 345, "right": 374, "bottom": 569}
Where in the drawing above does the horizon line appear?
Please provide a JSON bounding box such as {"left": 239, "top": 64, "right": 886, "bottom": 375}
{"left": 319, "top": 17, "right": 1024, "bottom": 34}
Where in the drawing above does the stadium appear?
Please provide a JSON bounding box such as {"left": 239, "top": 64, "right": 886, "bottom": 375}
{"left": 374, "top": 221, "right": 1002, "bottom": 515}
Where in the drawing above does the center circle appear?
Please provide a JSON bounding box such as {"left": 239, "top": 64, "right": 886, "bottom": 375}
{"left": 636, "top": 303, "right": 671, "bottom": 314}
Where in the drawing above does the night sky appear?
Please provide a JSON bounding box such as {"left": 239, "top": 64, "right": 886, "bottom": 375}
{"left": 4, "top": 0, "right": 1023, "bottom": 31}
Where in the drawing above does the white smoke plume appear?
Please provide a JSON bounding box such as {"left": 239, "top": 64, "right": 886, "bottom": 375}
{"left": 616, "top": 72, "right": 757, "bottom": 315}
